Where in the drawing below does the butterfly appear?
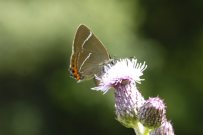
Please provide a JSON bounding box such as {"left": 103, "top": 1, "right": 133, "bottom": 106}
{"left": 69, "top": 24, "right": 110, "bottom": 82}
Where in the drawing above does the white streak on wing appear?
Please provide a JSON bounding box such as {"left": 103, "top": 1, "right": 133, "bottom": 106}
{"left": 82, "top": 31, "right": 92, "bottom": 49}
{"left": 79, "top": 52, "right": 92, "bottom": 72}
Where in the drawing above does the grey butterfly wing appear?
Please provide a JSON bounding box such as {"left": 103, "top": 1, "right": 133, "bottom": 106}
{"left": 72, "top": 25, "right": 91, "bottom": 52}
{"left": 77, "top": 26, "right": 110, "bottom": 80}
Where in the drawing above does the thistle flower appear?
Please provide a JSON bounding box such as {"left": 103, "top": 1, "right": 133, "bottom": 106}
{"left": 92, "top": 58, "right": 147, "bottom": 93}
{"left": 138, "top": 97, "right": 166, "bottom": 129}
{"left": 92, "top": 58, "right": 147, "bottom": 128}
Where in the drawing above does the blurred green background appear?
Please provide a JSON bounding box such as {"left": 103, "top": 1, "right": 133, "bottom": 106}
{"left": 0, "top": 0, "right": 203, "bottom": 135}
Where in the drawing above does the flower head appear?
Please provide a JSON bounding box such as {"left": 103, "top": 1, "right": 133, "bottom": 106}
{"left": 92, "top": 58, "right": 147, "bottom": 93}
{"left": 138, "top": 97, "right": 166, "bottom": 129}
{"left": 91, "top": 58, "right": 147, "bottom": 128}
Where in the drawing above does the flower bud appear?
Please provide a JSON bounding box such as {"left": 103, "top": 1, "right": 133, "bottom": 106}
{"left": 138, "top": 97, "right": 166, "bottom": 129}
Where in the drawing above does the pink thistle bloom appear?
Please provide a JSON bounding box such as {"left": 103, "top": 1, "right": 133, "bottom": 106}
{"left": 92, "top": 58, "right": 147, "bottom": 128}
{"left": 92, "top": 58, "right": 147, "bottom": 93}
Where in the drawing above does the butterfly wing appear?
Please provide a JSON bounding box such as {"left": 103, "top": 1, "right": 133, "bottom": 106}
{"left": 70, "top": 25, "right": 110, "bottom": 81}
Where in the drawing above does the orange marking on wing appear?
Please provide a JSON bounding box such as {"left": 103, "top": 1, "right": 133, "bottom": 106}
{"left": 70, "top": 55, "right": 82, "bottom": 81}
